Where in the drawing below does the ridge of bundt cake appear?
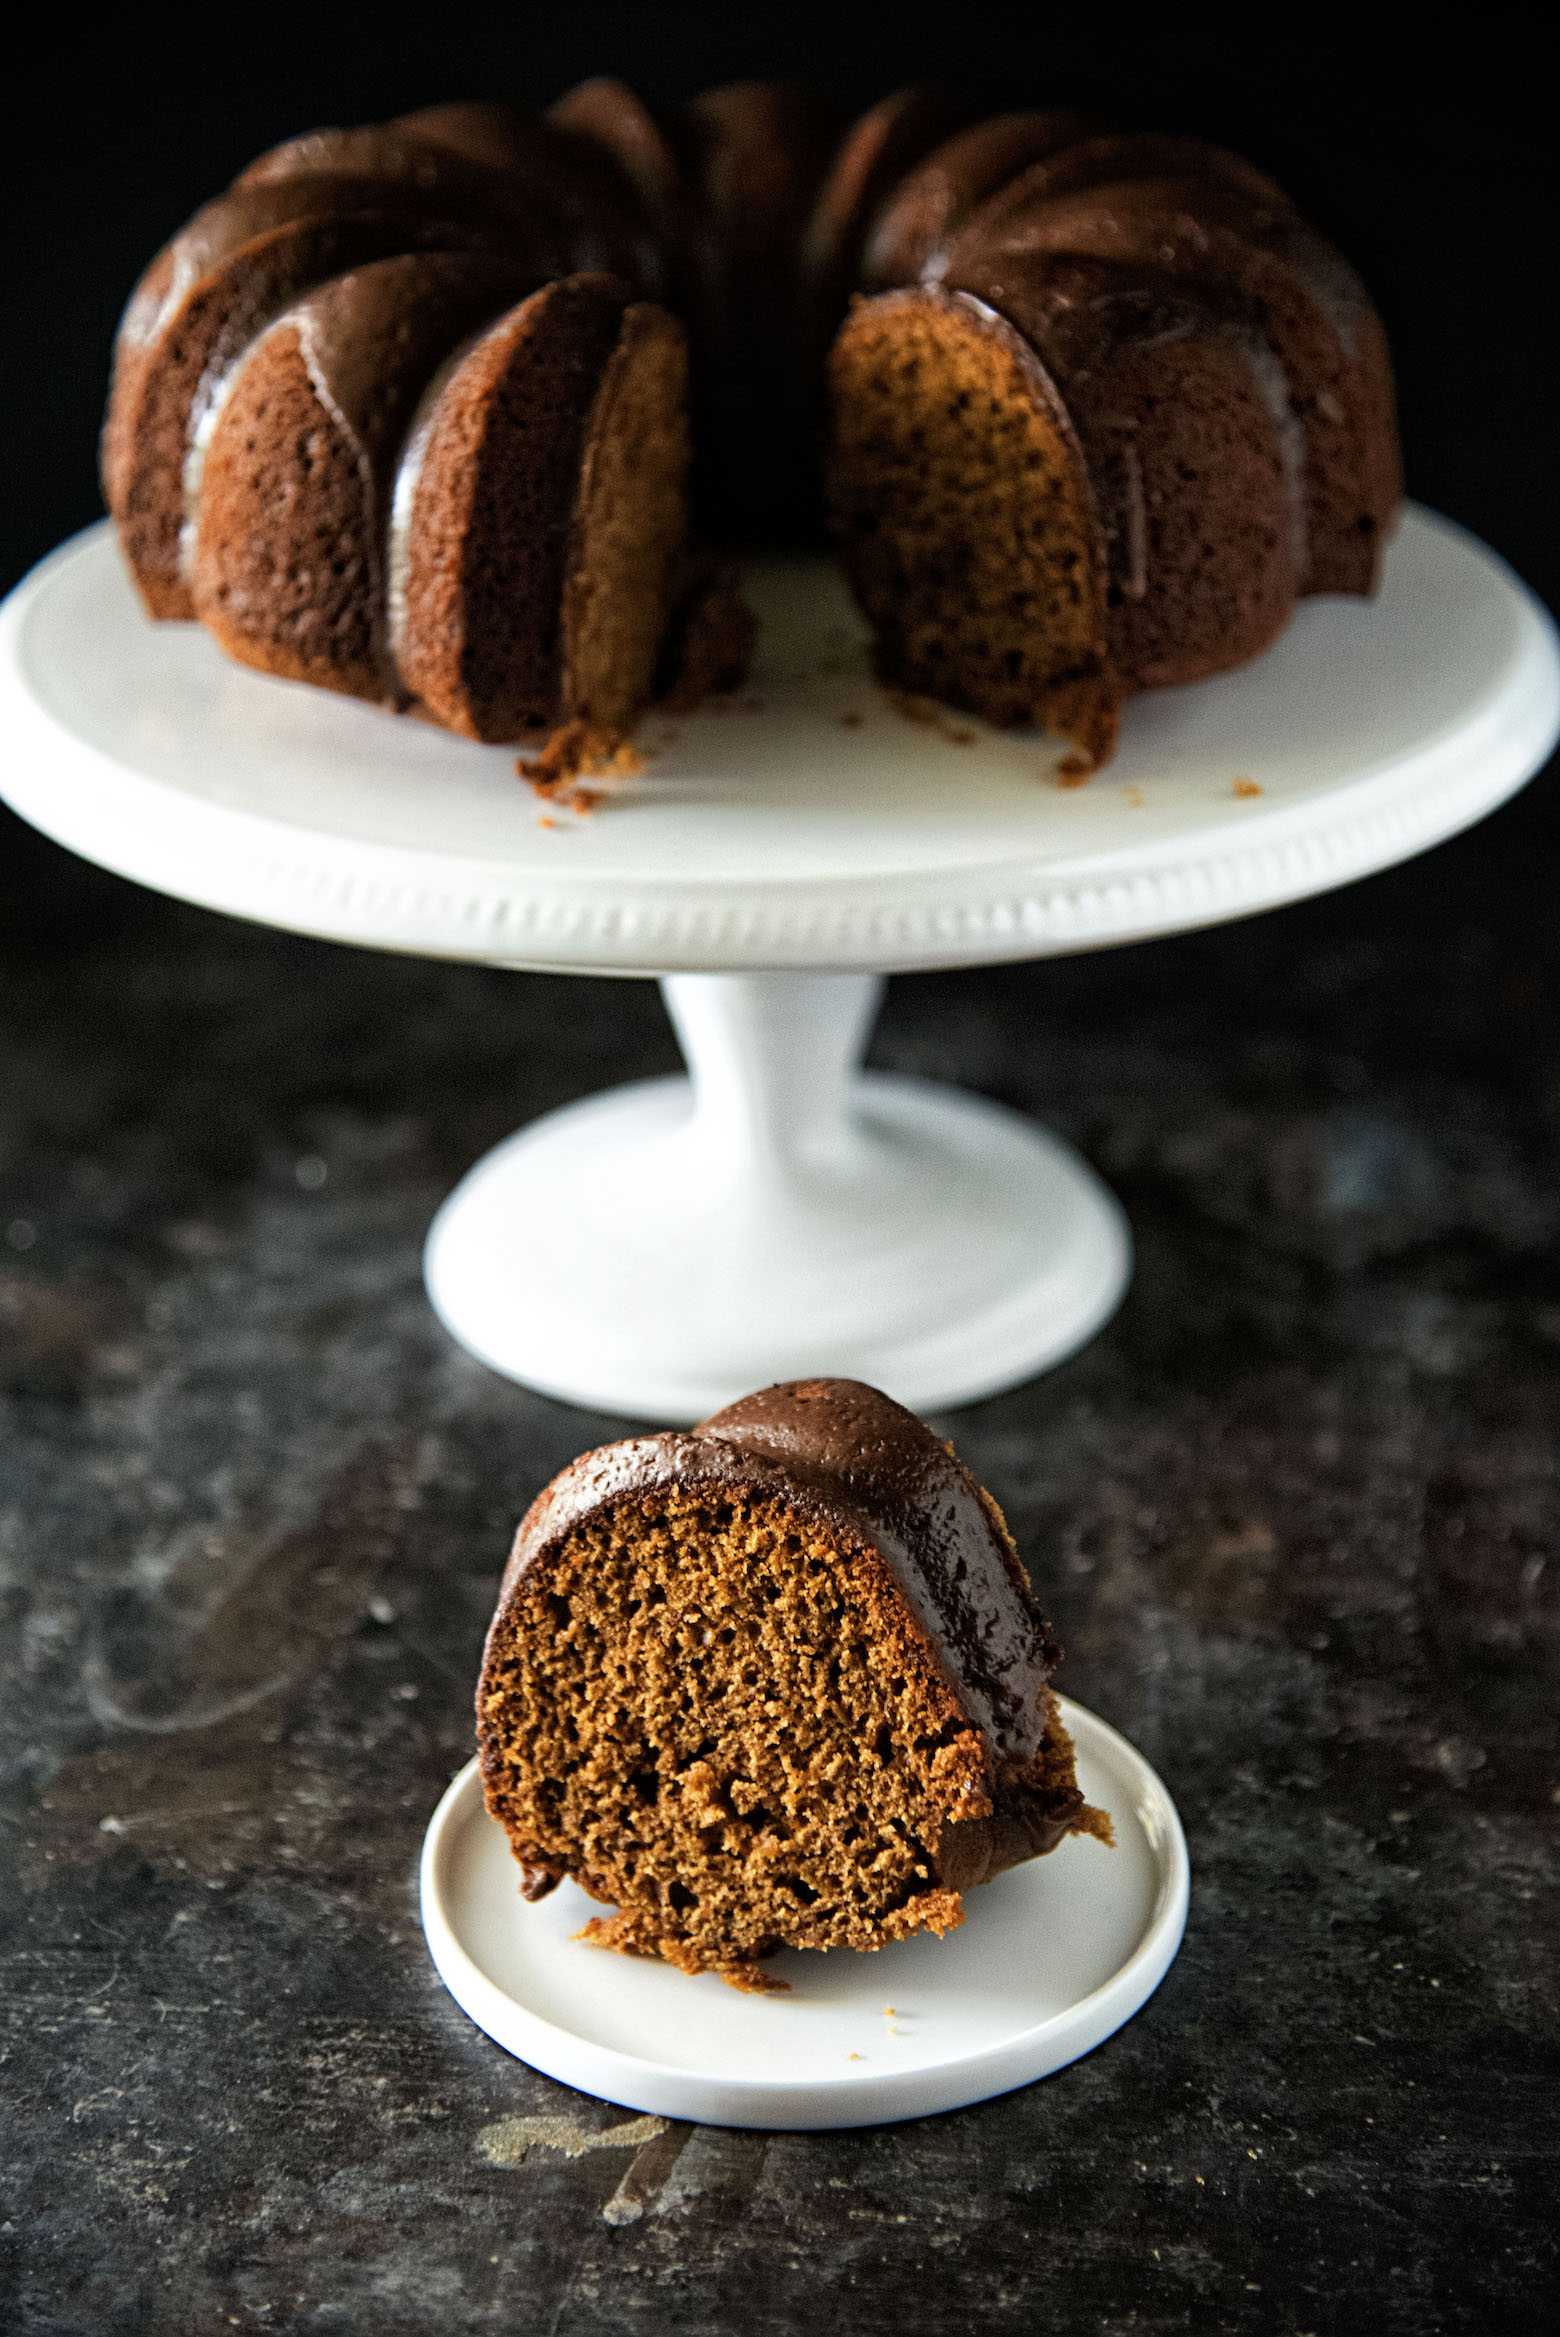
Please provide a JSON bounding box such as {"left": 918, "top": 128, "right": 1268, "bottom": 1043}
{"left": 189, "top": 251, "right": 547, "bottom": 704}
{"left": 103, "top": 83, "right": 1400, "bottom": 772}
{"left": 476, "top": 1378, "right": 1110, "bottom": 1991}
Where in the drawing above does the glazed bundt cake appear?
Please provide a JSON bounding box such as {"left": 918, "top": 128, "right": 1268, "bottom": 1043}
{"left": 477, "top": 1377, "right": 1109, "bottom": 1991}
{"left": 103, "top": 84, "right": 1399, "bottom": 772}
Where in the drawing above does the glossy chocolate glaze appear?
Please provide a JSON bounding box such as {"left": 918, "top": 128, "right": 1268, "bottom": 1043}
{"left": 860, "top": 109, "right": 1104, "bottom": 290}
{"left": 699, "top": 1379, "right": 1058, "bottom": 1762}
{"left": 928, "top": 260, "right": 1305, "bottom": 683}
{"left": 697, "top": 1381, "right": 1096, "bottom": 1881}
{"left": 104, "top": 184, "right": 548, "bottom": 621}
{"left": 392, "top": 106, "right": 658, "bottom": 287}
{"left": 942, "top": 130, "right": 1291, "bottom": 270}
{"left": 951, "top": 174, "right": 1389, "bottom": 595}
{"left": 277, "top": 252, "right": 534, "bottom": 463}
{"left": 109, "top": 175, "right": 537, "bottom": 371}
{"left": 190, "top": 252, "right": 541, "bottom": 696}
{"left": 233, "top": 117, "right": 656, "bottom": 285}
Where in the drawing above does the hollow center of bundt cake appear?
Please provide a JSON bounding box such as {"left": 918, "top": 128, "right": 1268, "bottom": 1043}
{"left": 561, "top": 303, "right": 691, "bottom": 731}
{"left": 481, "top": 1484, "right": 987, "bottom": 1980}
{"left": 826, "top": 288, "right": 1119, "bottom": 766}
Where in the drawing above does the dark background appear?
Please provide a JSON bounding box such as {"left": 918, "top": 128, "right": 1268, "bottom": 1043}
{"left": 4, "top": 10, "right": 1559, "bottom": 2334}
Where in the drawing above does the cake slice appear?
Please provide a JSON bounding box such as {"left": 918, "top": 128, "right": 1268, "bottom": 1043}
{"left": 391, "top": 275, "right": 691, "bottom": 741}
{"left": 101, "top": 182, "right": 550, "bottom": 621}
{"left": 477, "top": 1378, "right": 1109, "bottom": 1992}
{"left": 187, "top": 251, "right": 543, "bottom": 705}
{"left": 938, "top": 170, "right": 1399, "bottom": 597}
{"left": 826, "top": 256, "right": 1302, "bottom": 770}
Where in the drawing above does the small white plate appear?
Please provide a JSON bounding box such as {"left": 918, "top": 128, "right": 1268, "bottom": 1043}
{"left": 420, "top": 1697, "right": 1188, "bottom": 2129}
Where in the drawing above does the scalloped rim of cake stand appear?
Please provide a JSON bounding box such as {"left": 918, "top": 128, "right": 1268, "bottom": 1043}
{"left": 2, "top": 507, "right": 1555, "bottom": 978}
{"left": 419, "top": 1696, "right": 1189, "bottom": 2131}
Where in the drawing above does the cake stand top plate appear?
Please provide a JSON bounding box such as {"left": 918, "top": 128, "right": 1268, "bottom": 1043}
{"left": 2, "top": 509, "right": 1555, "bottom": 976}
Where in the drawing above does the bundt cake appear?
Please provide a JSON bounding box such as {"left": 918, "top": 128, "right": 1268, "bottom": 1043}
{"left": 103, "top": 84, "right": 1399, "bottom": 773}
{"left": 476, "top": 1377, "right": 1110, "bottom": 1991}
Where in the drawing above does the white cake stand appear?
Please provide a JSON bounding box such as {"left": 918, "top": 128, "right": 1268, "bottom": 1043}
{"left": 2, "top": 510, "right": 1555, "bottom": 1420}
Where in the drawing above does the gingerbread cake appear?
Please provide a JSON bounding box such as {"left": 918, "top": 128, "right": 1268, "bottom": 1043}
{"left": 104, "top": 85, "right": 1399, "bottom": 771}
{"left": 477, "top": 1377, "right": 1110, "bottom": 1991}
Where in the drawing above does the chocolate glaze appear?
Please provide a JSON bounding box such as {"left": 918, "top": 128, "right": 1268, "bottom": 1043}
{"left": 699, "top": 1379, "right": 1058, "bottom": 1761}
{"left": 950, "top": 173, "right": 1391, "bottom": 594}
{"left": 942, "top": 131, "right": 1292, "bottom": 268}
{"left": 191, "top": 252, "right": 543, "bottom": 697}
{"left": 860, "top": 108, "right": 1105, "bottom": 290}
{"left": 928, "top": 261, "right": 1304, "bottom": 688}
{"left": 104, "top": 178, "right": 565, "bottom": 619}
{"left": 392, "top": 106, "right": 658, "bottom": 287}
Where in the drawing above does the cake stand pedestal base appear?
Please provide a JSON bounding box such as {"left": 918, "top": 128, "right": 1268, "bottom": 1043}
{"left": 423, "top": 971, "right": 1131, "bottom": 1422}
{"left": 8, "top": 515, "right": 1552, "bottom": 1421}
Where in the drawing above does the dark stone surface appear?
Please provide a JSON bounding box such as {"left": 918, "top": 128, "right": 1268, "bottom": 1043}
{"left": 1, "top": 784, "right": 1558, "bottom": 2337}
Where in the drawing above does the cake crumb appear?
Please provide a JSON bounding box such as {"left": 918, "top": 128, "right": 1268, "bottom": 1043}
{"left": 840, "top": 710, "right": 863, "bottom": 727}
{"left": 1055, "top": 754, "right": 1093, "bottom": 788}
{"left": 1233, "top": 775, "right": 1262, "bottom": 798}
{"left": 885, "top": 689, "right": 975, "bottom": 745}
{"left": 518, "top": 721, "right": 649, "bottom": 816}
{"left": 655, "top": 552, "right": 757, "bottom": 711}
{"left": 1124, "top": 783, "right": 1145, "bottom": 808}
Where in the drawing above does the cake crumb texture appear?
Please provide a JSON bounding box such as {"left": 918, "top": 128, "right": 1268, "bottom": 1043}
{"left": 561, "top": 301, "right": 691, "bottom": 731}
{"left": 480, "top": 1485, "right": 991, "bottom": 1987}
{"left": 827, "top": 289, "right": 1120, "bottom": 771}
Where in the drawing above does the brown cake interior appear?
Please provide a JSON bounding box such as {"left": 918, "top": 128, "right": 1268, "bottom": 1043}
{"left": 397, "top": 278, "right": 690, "bottom": 740}
{"left": 479, "top": 1480, "right": 997, "bottom": 1989}
{"left": 826, "top": 286, "right": 1120, "bottom": 770}
{"left": 191, "top": 321, "right": 388, "bottom": 699}
{"left": 191, "top": 252, "right": 537, "bottom": 700}
{"left": 560, "top": 301, "right": 691, "bottom": 731}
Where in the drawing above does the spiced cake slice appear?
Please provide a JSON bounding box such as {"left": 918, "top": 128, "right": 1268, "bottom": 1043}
{"left": 826, "top": 254, "right": 1302, "bottom": 771}
{"left": 477, "top": 1378, "right": 1109, "bottom": 1992}
{"left": 391, "top": 275, "right": 691, "bottom": 742}
{"left": 101, "top": 182, "right": 550, "bottom": 621}
{"left": 186, "top": 251, "right": 543, "bottom": 705}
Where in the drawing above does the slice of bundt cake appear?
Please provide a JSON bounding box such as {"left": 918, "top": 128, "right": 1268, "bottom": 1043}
{"left": 826, "top": 259, "right": 1304, "bottom": 766}
{"left": 477, "top": 1378, "right": 1110, "bottom": 1992}
{"left": 101, "top": 181, "right": 549, "bottom": 622}
{"left": 187, "top": 260, "right": 691, "bottom": 735}
{"left": 391, "top": 277, "right": 690, "bottom": 741}
{"left": 188, "top": 251, "right": 544, "bottom": 705}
